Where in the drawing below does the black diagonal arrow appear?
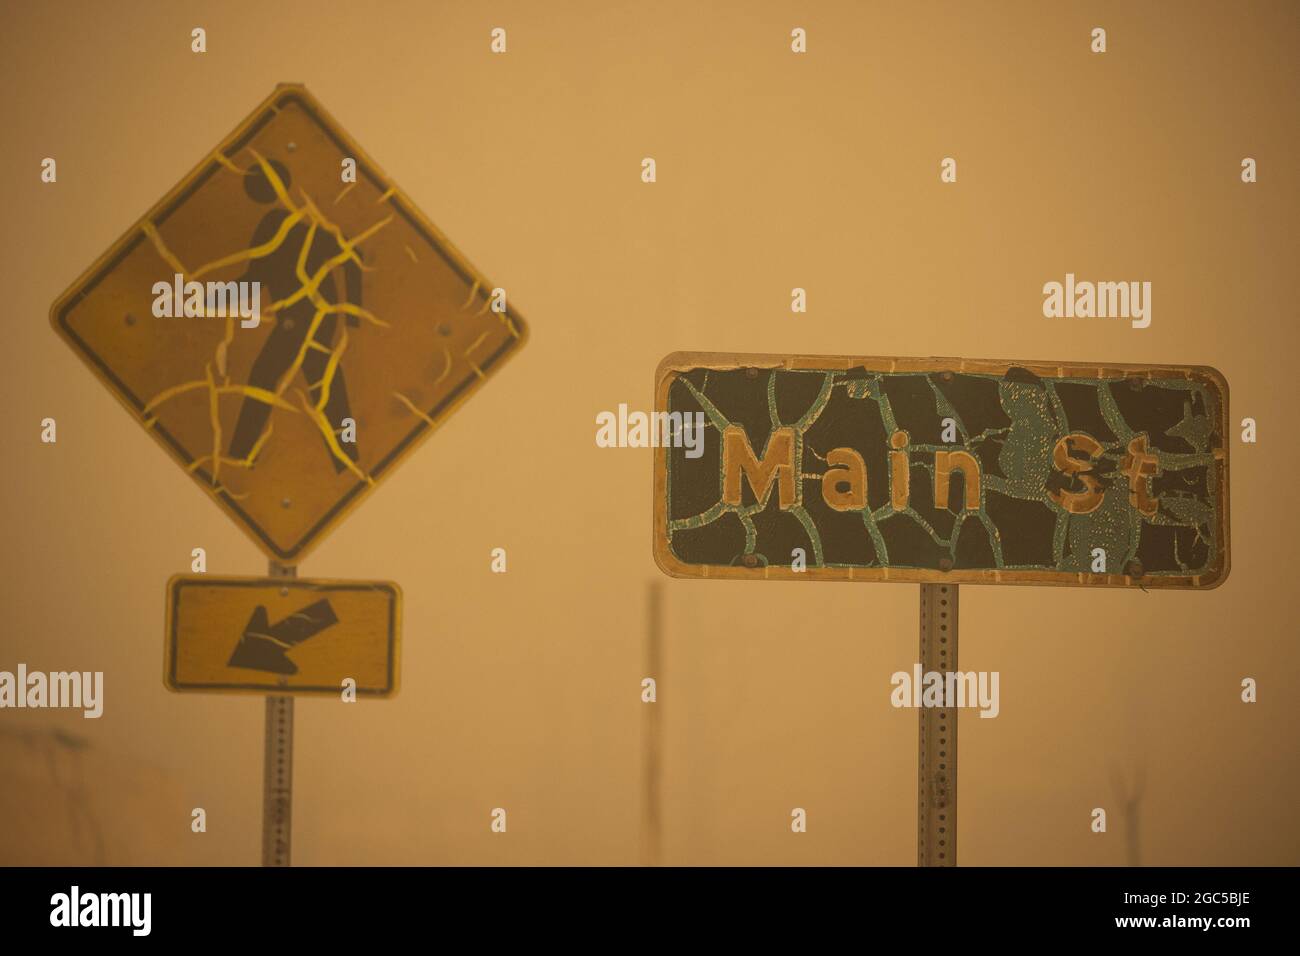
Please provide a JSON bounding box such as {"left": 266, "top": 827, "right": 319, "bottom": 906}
{"left": 226, "top": 599, "right": 338, "bottom": 675}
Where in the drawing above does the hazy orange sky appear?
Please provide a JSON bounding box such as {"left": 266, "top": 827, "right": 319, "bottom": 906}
{"left": 1, "top": 0, "right": 1296, "bottom": 866}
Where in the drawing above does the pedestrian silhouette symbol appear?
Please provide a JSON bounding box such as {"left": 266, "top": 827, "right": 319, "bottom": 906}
{"left": 227, "top": 160, "right": 361, "bottom": 471}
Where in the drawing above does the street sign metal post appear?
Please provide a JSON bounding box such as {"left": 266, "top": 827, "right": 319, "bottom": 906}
{"left": 52, "top": 84, "right": 528, "bottom": 864}
{"left": 918, "top": 582, "right": 956, "bottom": 866}
{"left": 263, "top": 693, "right": 294, "bottom": 867}
{"left": 264, "top": 561, "right": 295, "bottom": 868}
{"left": 653, "top": 351, "right": 1230, "bottom": 864}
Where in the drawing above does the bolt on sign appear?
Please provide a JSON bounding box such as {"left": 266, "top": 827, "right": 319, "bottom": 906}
{"left": 165, "top": 576, "right": 400, "bottom": 696}
{"left": 653, "top": 352, "right": 1229, "bottom": 588}
{"left": 51, "top": 84, "right": 528, "bottom": 562}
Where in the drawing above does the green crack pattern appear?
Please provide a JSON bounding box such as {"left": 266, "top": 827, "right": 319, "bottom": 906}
{"left": 665, "top": 366, "right": 1222, "bottom": 577}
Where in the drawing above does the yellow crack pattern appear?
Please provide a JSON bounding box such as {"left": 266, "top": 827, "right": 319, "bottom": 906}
{"left": 391, "top": 391, "right": 438, "bottom": 428}
{"left": 140, "top": 147, "right": 394, "bottom": 486}
{"left": 53, "top": 87, "right": 531, "bottom": 564}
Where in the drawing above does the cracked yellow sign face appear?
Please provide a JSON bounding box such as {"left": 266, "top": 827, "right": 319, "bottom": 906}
{"left": 52, "top": 85, "right": 527, "bottom": 561}
{"left": 165, "top": 575, "right": 400, "bottom": 696}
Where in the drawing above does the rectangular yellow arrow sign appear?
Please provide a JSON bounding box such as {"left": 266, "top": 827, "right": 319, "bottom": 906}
{"left": 165, "top": 575, "right": 400, "bottom": 696}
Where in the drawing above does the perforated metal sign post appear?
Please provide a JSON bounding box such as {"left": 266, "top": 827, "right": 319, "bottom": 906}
{"left": 918, "top": 582, "right": 956, "bottom": 866}
{"left": 52, "top": 84, "right": 528, "bottom": 865}
{"left": 265, "top": 562, "right": 296, "bottom": 867}
{"left": 653, "top": 351, "right": 1230, "bottom": 864}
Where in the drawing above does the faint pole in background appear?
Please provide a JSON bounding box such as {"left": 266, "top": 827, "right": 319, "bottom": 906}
{"left": 641, "top": 581, "right": 664, "bottom": 867}
{"left": 1110, "top": 762, "right": 1146, "bottom": 867}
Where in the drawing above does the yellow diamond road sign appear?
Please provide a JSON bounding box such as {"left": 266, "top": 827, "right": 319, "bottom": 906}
{"left": 51, "top": 85, "right": 528, "bottom": 561}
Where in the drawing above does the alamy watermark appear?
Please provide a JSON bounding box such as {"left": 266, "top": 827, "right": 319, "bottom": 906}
{"left": 1043, "top": 273, "right": 1151, "bottom": 329}
{"left": 0, "top": 664, "right": 103, "bottom": 718}
{"left": 50, "top": 886, "right": 150, "bottom": 936}
{"left": 152, "top": 273, "right": 261, "bottom": 328}
{"left": 891, "top": 664, "right": 999, "bottom": 718}
{"left": 595, "top": 404, "right": 705, "bottom": 458}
